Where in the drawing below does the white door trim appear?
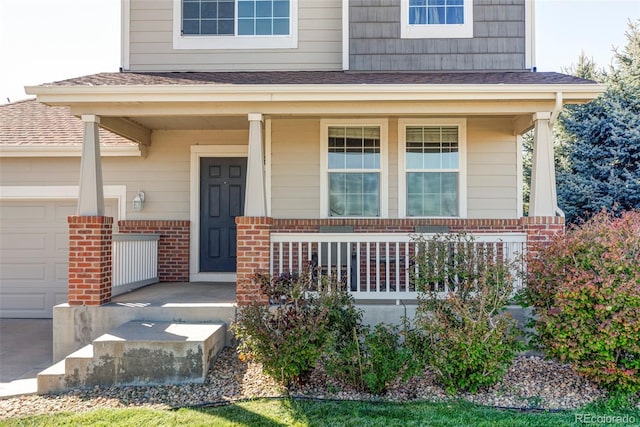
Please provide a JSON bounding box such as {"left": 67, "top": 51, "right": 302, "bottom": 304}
{"left": 190, "top": 145, "right": 248, "bottom": 282}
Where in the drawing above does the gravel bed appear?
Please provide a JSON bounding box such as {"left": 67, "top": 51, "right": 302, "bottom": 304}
{"left": 0, "top": 348, "right": 620, "bottom": 420}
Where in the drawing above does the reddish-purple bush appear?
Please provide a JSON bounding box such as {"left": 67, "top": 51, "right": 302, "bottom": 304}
{"left": 521, "top": 210, "right": 640, "bottom": 393}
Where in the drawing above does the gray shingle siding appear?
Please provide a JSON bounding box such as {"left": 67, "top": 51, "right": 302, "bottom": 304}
{"left": 349, "top": 0, "right": 527, "bottom": 71}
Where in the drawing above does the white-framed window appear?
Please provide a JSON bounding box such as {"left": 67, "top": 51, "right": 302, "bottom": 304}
{"left": 173, "top": 0, "right": 298, "bottom": 50}
{"left": 320, "top": 119, "right": 388, "bottom": 218}
{"left": 400, "top": 0, "right": 473, "bottom": 39}
{"left": 398, "top": 119, "right": 467, "bottom": 218}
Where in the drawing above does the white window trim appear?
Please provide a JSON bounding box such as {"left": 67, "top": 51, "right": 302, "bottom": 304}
{"left": 320, "top": 119, "right": 389, "bottom": 219}
{"left": 400, "top": 0, "right": 473, "bottom": 39}
{"left": 189, "top": 144, "right": 248, "bottom": 282}
{"left": 398, "top": 118, "right": 467, "bottom": 218}
{"left": 173, "top": 0, "right": 298, "bottom": 50}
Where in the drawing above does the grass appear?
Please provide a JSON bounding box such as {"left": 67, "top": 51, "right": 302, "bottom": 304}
{"left": 2, "top": 398, "right": 639, "bottom": 427}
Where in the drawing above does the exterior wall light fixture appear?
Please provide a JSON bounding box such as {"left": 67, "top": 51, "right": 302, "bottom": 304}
{"left": 133, "top": 191, "right": 145, "bottom": 211}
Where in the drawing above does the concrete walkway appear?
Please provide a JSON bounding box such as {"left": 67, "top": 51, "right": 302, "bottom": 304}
{"left": 0, "top": 319, "right": 52, "bottom": 398}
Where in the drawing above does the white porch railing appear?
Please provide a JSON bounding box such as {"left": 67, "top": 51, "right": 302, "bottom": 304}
{"left": 112, "top": 234, "right": 160, "bottom": 296}
{"left": 270, "top": 233, "right": 527, "bottom": 301}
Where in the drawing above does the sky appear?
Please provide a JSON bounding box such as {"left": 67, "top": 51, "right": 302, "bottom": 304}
{"left": 0, "top": 0, "right": 639, "bottom": 104}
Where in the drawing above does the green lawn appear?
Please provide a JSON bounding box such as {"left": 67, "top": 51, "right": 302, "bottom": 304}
{"left": 1, "top": 399, "right": 638, "bottom": 427}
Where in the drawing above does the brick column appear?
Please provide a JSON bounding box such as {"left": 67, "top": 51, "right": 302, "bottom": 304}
{"left": 236, "top": 216, "right": 271, "bottom": 306}
{"left": 522, "top": 216, "right": 565, "bottom": 259}
{"left": 68, "top": 216, "right": 113, "bottom": 306}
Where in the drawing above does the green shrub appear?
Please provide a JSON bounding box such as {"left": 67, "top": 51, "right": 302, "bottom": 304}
{"left": 325, "top": 322, "right": 414, "bottom": 395}
{"left": 520, "top": 210, "right": 640, "bottom": 394}
{"left": 233, "top": 272, "right": 333, "bottom": 386}
{"left": 408, "top": 233, "right": 523, "bottom": 394}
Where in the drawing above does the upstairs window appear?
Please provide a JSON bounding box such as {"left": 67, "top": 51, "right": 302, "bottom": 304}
{"left": 401, "top": 0, "right": 473, "bottom": 39}
{"left": 174, "top": 0, "right": 297, "bottom": 49}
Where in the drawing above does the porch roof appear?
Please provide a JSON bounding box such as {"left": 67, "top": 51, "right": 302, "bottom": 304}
{"left": 26, "top": 70, "right": 604, "bottom": 106}
{"left": 39, "top": 70, "right": 595, "bottom": 86}
{"left": 0, "top": 99, "right": 139, "bottom": 157}
{"left": 24, "top": 71, "right": 605, "bottom": 140}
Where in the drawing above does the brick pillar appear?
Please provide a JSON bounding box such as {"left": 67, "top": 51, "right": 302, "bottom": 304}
{"left": 68, "top": 216, "right": 113, "bottom": 306}
{"left": 522, "top": 216, "right": 565, "bottom": 259}
{"left": 236, "top": 216, "right": 271, "bottom": 306}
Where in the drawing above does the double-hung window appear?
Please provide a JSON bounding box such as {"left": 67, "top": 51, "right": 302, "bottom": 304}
{"left": 399, "top": 119, "right": 466, "bottom": 217}
{"left": 400, "top": 0, "right": 473, "bottom": 39}
{"left": 321, "top": 120, "right": 388, "bottom": 218}
{"left": 174, "top": 0, "right": 297, "bottom": 49}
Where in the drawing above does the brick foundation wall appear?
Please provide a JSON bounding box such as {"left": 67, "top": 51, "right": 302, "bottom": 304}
{"left": 236, "top": 216, "right": 271, "bottom": 306}
{"left": 117, "top": 220, "right": 190, "bottom": 282}
{"left": 68, "top": 216, "right": 113, "bottom": 306}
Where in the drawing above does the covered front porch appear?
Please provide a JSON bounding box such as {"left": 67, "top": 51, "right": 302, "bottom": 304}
{"left": 23, "top": 71, "right": 603, "bottom": 360}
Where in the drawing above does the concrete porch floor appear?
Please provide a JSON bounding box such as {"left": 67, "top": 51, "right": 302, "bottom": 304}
{"left": 111, "top": 281, "right": 236, "bottom": 306}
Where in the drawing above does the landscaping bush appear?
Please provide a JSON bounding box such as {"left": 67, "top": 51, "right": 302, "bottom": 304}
{"left": 233, "top": 270, "right": 362, "bottom": 387}
{"left": 325, "top": 322, "right": 414, "bottom": 395}
{"left": 520, "top": 210, "right": 640, "bottom": 394}
{"left": 233, "top": 271, "right": 333, "bottom": 386}
{"left": 408, "top": 233, "right": 523, "bottom": 394}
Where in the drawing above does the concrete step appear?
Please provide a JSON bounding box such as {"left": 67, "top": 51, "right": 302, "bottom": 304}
{"left": 36, "top": 359, "right": 66, "bottom": 395}
{"left": 37, "top": 321, "right": 226, "bottom": 394}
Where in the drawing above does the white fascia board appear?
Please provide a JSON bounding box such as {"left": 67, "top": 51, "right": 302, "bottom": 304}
{"left": 0, "top": 145, "right": 141, "bottom": 157}
{"left": 26, "top": 83, "right": 606, "bottom": 104}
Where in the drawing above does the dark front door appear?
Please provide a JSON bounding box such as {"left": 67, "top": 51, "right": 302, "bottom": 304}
{"left": 200, "top": 157, "right": 247, "bottom": 272}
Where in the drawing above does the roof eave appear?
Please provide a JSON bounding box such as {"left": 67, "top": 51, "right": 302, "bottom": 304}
{"left": 25, "top": 83, "right": 606, "bottom": 105}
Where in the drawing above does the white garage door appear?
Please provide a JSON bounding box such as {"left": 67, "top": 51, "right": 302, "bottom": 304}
{"left": 0, "top": 199, "right": 117, "bottom": 318}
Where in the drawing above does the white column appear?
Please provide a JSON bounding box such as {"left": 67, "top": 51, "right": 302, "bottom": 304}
{"left": 244, "top": 113, "right": 267, "bottom": 217}
{"left": 529, "top": 112, "right": 558, "bottom": 217}
{"left": 77, "top": 115, "right": 105, "bottom": 216}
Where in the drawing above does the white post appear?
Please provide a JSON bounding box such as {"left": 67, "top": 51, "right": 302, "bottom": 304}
{"left": 529, "top": 112, "right": 557, "bottom": 217}
{"left": 77, "top": 115, "right": 105, "bottom": 216}
{"left": 245, "top": 113, "right": 267, "bottom": 216}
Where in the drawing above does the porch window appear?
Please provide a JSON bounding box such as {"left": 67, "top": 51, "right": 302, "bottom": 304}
{"left": 320, "top": 120, "right": 388, "bottom": 218}
{"left": 399, "top": 119, "right": 467, "bottom": 218}
{"left": 400, "top": 0, "right": 473, "bottom": 39}
{"left": 174, "top": 0, "right": 297, "bottom": 49}
{"left": 328, "top": 127, "right": 381, "bottom": 217}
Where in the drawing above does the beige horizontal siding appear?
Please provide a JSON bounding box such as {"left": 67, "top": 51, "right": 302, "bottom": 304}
{"left": 270, "top": 118, "right": 320, "bottom": 218}
{"left": 466, "top": 118, "right": 518, "bottom": 219}
{"left": 127, "top": 0, "right": 343, "bottom": 71}
{"left": 1, "top": 118, "right": 521, "bottom": 222}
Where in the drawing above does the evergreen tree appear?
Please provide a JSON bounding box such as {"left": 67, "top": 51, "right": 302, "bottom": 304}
{"left": 557, "top": 20, "right": 640, "bottom": 223}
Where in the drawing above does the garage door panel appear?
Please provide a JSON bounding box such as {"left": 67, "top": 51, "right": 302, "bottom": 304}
{"left": 1, "top": 291, "right": 47, "bottom": 311}
{"left": 55, "top": 232, "right": 69, "bottom": 252}
{"left": 0, "top": 263, "right": 48, "bottom": 281}
{"left": 54, "top": 204, "right": 77, "bottom": 220}
{"left": 0, "top": 232, "right": 48, "bottom": 252}
{"left": 0, "top": 205, "right": 47, "bottom": 220}
{"left": 1, "top": 198, "right": 118, "bottom": 318}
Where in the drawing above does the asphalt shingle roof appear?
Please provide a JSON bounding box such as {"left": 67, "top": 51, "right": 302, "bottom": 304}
{"left": 43, "top": 71, "right": 596, "bottom": 87}
{"left": 0, "top": 99, "right": 135, "bottom": 146}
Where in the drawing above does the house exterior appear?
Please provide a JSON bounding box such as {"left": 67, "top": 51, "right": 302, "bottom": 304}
{"left": 3, "top": 0, "right": 605, "bottom": 319}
